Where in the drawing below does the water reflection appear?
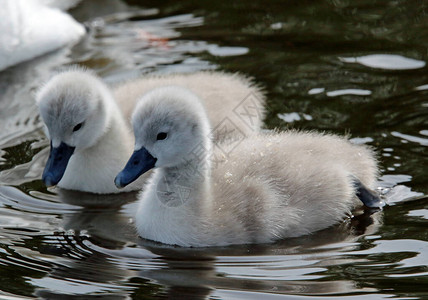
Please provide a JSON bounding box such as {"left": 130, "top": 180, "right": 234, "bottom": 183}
{"left": 0, "top": 0, "right": 427, "bottom": 298}
{"left": 1, "top": 175, "right": 426, "bottom": 298}
{"left": 339, "top": 54, "right": 426, "bottom": 70}
{"left": 1, "top": 183, "right": 387, "bottom": 298}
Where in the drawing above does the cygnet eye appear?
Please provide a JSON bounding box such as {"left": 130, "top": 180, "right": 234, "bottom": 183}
{"left": 73, "top": 122, "right": 84, "bottom": 132}
{"left": 156, "top": 132, "right": 168, "bottom": 140}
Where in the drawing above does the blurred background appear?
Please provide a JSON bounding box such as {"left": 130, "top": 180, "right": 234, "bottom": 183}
{"left": 0, "top": 0, "right": 427, "bottom": 299}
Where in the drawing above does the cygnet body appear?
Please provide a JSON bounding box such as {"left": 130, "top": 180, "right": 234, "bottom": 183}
{"left": 36, "top": 68, "right": 265, "bottom": 194}
{"left": 115, "top": 86, "right": 381, "bottom": 247}
{"left": 113, "top": 71, "right": 265, "bottom": 140}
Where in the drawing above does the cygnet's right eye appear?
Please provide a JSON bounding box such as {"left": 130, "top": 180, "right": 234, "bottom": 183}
{"left": 73, "top": 122, "right": 84, "bottom": 132}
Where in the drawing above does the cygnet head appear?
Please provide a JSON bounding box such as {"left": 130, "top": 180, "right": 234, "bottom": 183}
{"left": 36, "top": 67, "right": 113, "bottom": 187}
{"left": 115, "top": 86, "right": 210, "bottom": 188}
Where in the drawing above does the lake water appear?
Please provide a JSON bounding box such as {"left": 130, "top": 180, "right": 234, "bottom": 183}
{"left": 0, "top": 0, "right": 427, "bottom": 299}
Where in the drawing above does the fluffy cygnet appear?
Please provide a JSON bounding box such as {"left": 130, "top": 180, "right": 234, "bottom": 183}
{"left": 115, "top": 86, "right": 383, "bottom": 247}
{"left": 36, "top": 68, "right": 264, "bottom": 193}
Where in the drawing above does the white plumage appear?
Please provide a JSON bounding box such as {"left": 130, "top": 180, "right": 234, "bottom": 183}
{"left": 35, "top": 68, "right": 265, "bottom": 193}
{"left": 115, "top": 86, "right": 380, "bottom": 247}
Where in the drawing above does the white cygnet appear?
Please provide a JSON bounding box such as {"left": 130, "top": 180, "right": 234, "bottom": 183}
{"left": 115, "top": 86, "right": 383, "bottom": 247}
{"left": 36, "top": 68, "right": 265, "bottom": 194}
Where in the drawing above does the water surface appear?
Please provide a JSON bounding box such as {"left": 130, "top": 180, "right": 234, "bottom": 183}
{"left": 0, "top": 0, "right": 427, "bottom": 299}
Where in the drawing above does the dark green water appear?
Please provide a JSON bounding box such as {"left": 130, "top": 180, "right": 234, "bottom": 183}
{"left": 0, "top": 0, "right": 427, "bottom": 299}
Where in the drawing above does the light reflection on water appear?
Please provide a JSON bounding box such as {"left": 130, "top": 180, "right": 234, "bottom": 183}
{"left": 0, "top": 0, "right": 427, "bottom": 299}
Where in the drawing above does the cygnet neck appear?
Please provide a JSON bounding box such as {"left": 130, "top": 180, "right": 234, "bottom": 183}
{"left": 152, "top": 129, "right": 213, "bottom": 210}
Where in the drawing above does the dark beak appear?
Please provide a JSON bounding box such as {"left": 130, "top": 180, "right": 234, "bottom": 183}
{"left": 115, "top": 147, "right": 157, "bottom": 188}
{"left": 42, "top": 142, "right": 75, "bottom": 187}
